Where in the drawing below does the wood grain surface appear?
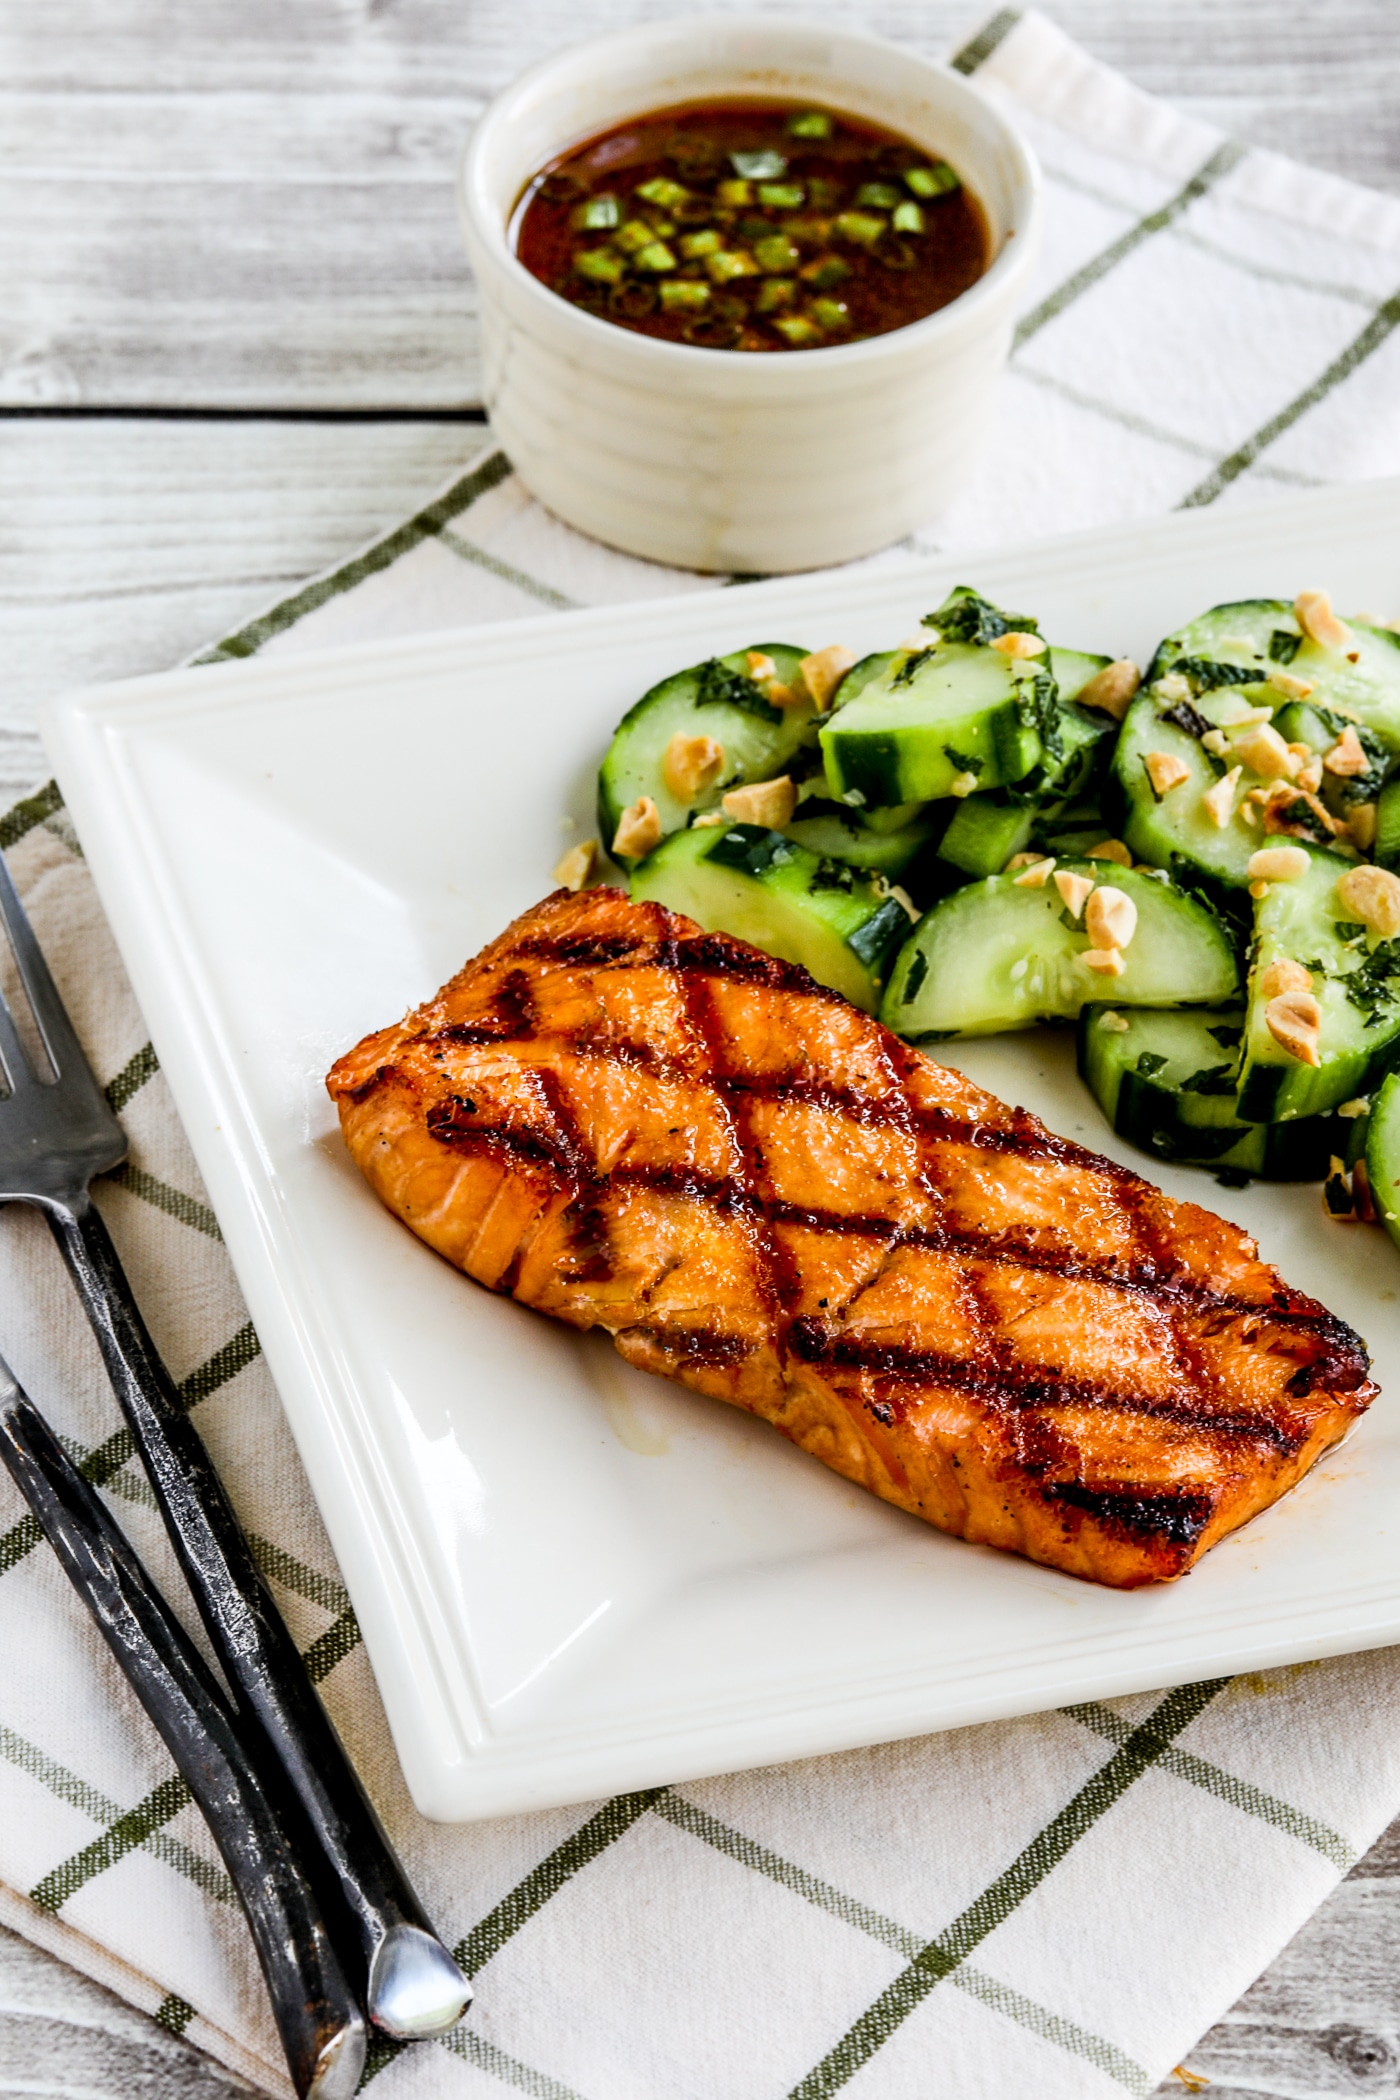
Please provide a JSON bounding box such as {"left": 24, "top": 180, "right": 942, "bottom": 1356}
{"left": 4, "top": 1, "right": 1400, "bottom": 2093}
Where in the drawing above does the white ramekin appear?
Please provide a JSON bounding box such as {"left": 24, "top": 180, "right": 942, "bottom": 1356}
{"left": 458, "top": 15, "right": 1040, "bottom": 574}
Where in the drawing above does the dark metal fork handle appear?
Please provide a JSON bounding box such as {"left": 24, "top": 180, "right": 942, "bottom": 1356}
{"left": 48, "top": 1197, "right": 470, "bottom": 2040}
{"left": 0, "top": 1371, "right": 365, "bottom": 2100}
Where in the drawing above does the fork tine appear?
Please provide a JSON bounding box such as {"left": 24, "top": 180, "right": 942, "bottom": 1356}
{"left": 0, "top": 986, "right": 35, "bottom": 1094}
{"left": 0, "top": 849, "right": 92, "bottom": 1085}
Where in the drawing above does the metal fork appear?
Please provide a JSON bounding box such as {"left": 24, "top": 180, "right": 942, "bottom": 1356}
{"left": 0, "top": 849, "right": 471, "bottom": 2041}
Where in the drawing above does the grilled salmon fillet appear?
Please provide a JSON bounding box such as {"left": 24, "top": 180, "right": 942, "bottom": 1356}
{"left": 327, "top": 886, "right": 1375, "bottom": 1587}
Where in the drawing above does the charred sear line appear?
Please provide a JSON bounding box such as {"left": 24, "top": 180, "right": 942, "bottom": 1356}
{"left": 344, "top": 1064, "right": 394, "bottom": 1106}
{"left": 424, "top": 1096, "right": 588, "bottom": 1187}
{"left": 783, "top": 1317, "right": 1305, "bottom": 1451}
{"left": 628, "top": 1323, "right": 753, "bottom": 1367}
{"left": 1042, "top": 1480, "right": 1215, "bottom": 1547}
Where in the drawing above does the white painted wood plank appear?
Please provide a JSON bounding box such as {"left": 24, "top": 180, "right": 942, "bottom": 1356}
{"left": 4, "top": 0, "right": 1399, "bottom": 407}
{"left": 0, "top": 416, "right": 493, "bottom": 801}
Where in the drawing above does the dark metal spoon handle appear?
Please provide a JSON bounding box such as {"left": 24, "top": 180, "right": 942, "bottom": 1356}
{"left": 0, "top": 1369, "right": 365, "bottom": 2100}
{"left": 48, "top": 1199, "right": 470, "bottom": 2037}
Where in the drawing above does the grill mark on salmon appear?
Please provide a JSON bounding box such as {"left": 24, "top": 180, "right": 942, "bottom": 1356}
{"left": 327, "top": 887, "right": 1377, "bottom": 1587}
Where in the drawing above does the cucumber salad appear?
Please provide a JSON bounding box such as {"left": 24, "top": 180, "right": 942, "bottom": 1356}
{"left": 566, "top": 584, "right": 1400, "bottom": 1248}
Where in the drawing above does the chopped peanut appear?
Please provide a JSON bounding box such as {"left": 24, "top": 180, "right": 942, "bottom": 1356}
{"left": 1078, "top": 660, "right": 1141, "bottom": 721}
{"left": 721, "top": 776, "right": 797, "bottom": 828}
{"left": 1144, "top": 750, "right": 1191, "bottom": 796}
{"left": 1336, "top": 862, "right": 1400, "bottom": 938}
{"left": 949, "top": 771, "right": 979, "bottom": 798}
{"left": 663, "top": 731, "right": 725, "bottom": 802}
{"left": 765, "top": 681, "right": 801, "bottom": 708}
{"left": 1054, "top": 869, "right": 1094, "bottom": 918}
{"left": 1258, "top": 957, "right": 1312, "bottom": 1000}
{"left": 1086, "top": 838, "right": 1132, "bottom": 867}
{"left": 1295, "top": 588, "right": 1350, "bottom": 651}
{"left": 1153, "top": 671, "right": 1192, "bottom": 704}
{"left": 1262, "top": 782, "right": 1342, "bottom": 838}
{"left": 1098, "top": 1011, "right": 1131, "bottom": 1032}
{"left": 692, "top": 811, "right": 726, "bottom": 827}
{"left": 1249, "top": 879, "right": 1270, "bottom": 899}
{"left": 1247, "top": 845, "right": 1309, "bottom": 884}
{"left": 1232, "top": 723, "right": 1294, "bottom": 779}
{"left": 746, "top": 651, "right": 777, "bottom": 683}
{"left": 1220, "top": 703, "right": 1274, "bottom": 728}
{"left": 1201, "top": 766, "right": 1242, "bottom": 828}
{"left": 613, "top": 796, "right": 663, "bottom": 860}
{"left": 1081, "top": 949, "right": 1125, "bottom": 977}
{"left": 1201, "top": 729, "right": 1230, "bottom": 757}
{"left": 1353, "top": 1156, "right": 1378, "bottom": 1223}
{"left": 1012, "top": 857, "right": 1056, "bottom": 888}
{"left": 1005, "top": 851, "right": 1045, "bottom": 871}
{"left": 1265, "top": 988, "right": 1322, "bottom": 1066}
{"left": 1241, "top": 804, "right": 1259, "bottom": 828}
{"left": 990, "top": 631, "right": 1046, "bottom": 659}
{"left": 1351, "top": 802, "right": 1379, "bottom": 851}
{"left": 898, "top": 633, "right": 933, "bottom": 653}
{"left": 1085, "top": 886, "right": 1137, "bottom": 951}
{"left": 798, "top": 645, "right": 857, "bottom": 711}
{"left": 1324, "top": 725, "right": 1369, "bottom": 777}
{"left": 1338, "top": 1096, "right": 1371, "bottom": 1118}
{"left": 552, "top": 839, "right": 598, "bottom": 892}
{"left": 1266, "top": 667, "right": 1314, "bottom": 700}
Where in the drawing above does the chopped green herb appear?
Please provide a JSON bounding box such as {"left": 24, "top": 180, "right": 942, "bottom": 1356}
{"left": 930, "top": 588, "right": 1038, "bottom": 649}
{"left": 572, "top": 195, "right": 620, "bottom": 231}
{"left": 1324, "top": 1162, "right": 1354, "bottom": 1216}
{"left": 694, "top": 658, "right": 783, "bottom": 723}
{"left": 1207, "top": 1023, "right": 1243, "bottom": 1048}
{"left": 635, "top": 176, "right": 692, "bottom": 212}
{"left": 905, "top": 163, "right": 961, "bottom": 197}
{"left": 811, "top": 858, "right": 857, "bottom": 893}
{"left": 1159, "top": 698, "right": 1214, "bottom": 741}
{"left": 891, "top": 647, "right": 937, "bottom": 689}
{"left": 615, "top": 219, "right": 660, "bottom": 256}
{"left": 809, "top": 296, "right": 851, "bottom": 331}
{"left": 787, "top": 110, "right": 833, "bottom": 139}
{"left": 633, "top": 240, "right": 677, "bottom": 273}
{"left": 574, "top": 247, "right": 626, "bottom": 285}
{"left": 1136, "top": 1051, "right": 1169, "bottom": 1078}
{"left": 1181, "top": 1064, "right": 1237, "bottom": 1096}
{"left": 755, "top": 278, "right": 796, "bottom": 312}
{"left": 679, "top": 228, "right": 723, "bottom": 259}
{"left": 1335, "top": 922, "right": 1368, "bottom": 942}
{"left": 659, "top": 280, "right": 710, "bottom": 312}
{"left": 807, "top": 177, "right": 843, "bottom": 209}
{"left": 706, "top": 249, "right": 759, "bottom": 282}
{"left": 1166, "top": 655, "right": 1272, "bottom": 692}
{"left": 1268, "top": 629, "right": 1302, "bottom": 664}
{"left": 1215, "top": 1167, "right": 1253, "bottom": 1190}
{"left": 800, "top": 254, "right": 852, "bottom": 290}
{"left": 942, "top": 746, "right": 984, "bottom": 777}
{"left": 901, "top": 948, "right": 930, "bottom": 1003}
{"left": 716, "top": 178, "right": 752, "bottom": 207}
{"left": 855, "top": 182, "right": 904, "bottom": 210}
{"left": 1344, "top": 937, "right": 1400, "bottom": 1025}
{"left": 834, "top": 210, "right": 886, "bottom": 245}
{"left": 758, "top": 182, "right": 804, "bottom": 210}
{"left": 753, "top": 235, "right": 800, "bottom": 274}
{"left": 731, "top": 149, "right": 788, "bottom": 180}
{"left": 772, "top": 314, "right": 824, "bottom": 346}
{"left": 892, "top": 200, "right": 926, "bottom": 234}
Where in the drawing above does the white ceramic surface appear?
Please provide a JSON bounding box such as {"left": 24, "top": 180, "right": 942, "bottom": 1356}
{"left": 40, "top": 478, "right": 1400, "bottom": 1823}
{"left": 458, "top": 15, "right": 1041, "bottom": 574}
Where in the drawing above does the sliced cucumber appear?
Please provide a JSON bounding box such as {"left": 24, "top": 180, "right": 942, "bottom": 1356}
{"left": 1237, "top": 846, "right": 1400, "bottom": 1120}
{"left": 784, "top": 800, "right": 942, "bottom": 875}
{"left": 879, "top": 859, "right": 1240, "bottom": 1040}
{"left": 820, "top": 643, "right": 1050, "bottom": 807}
{"left": 598, "top": 643, "right": 815, "bottom": 859}
{"left": 1378, "top": 776, "right": 1400, "bottom": 872}
{"left": 1047, "top": 647, "right": 1111, "bottom": 704}
{"left": 1147, "top": 597, "right": 1400, "bottom": 756}
{"left": 1366, "top": 1069, "right": 1400, "bottom": 1246}
{"left": 1078, "top": 1005, "right": 1341, "bottom": 1180}
{"left": 937, "top": 706, "right": 1120, "bottom": 880}
{"left": 630, "top": 822, "right": 911, "bottom": 1012}
{"left": 827, "top": 650, "right": 895, "bottom": 713}
{"left": 936, "top": 794, "right": 1037, "bottom": 880}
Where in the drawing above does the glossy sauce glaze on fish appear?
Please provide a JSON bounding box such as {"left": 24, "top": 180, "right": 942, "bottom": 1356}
{"left": 326, "top": 887, "right": 1376, "bottom": 1587}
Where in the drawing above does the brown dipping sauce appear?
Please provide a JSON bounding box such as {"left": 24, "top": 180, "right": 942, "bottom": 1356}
{"left": 512, "top": 101, "right": 990, "bottom": 353}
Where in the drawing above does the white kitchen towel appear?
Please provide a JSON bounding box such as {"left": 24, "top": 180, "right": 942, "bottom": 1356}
{"left": 7, "top": 12, "right": 1400, "bottom": 2099}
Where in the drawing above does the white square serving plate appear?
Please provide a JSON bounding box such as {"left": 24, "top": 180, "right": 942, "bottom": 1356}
{"left": 42, "top": 478, "right": 1400, "bottom": 1822}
